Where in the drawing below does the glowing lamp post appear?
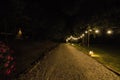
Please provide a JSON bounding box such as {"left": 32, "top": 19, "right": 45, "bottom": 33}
{"left": 16, "top": 28, "right": 22, "bottom": 39}
{"left": 95, "top": 29, "right": 100, "bottom": 34}
{"left": 107, "top": 30, "right": 113, "bottom": 35}
{"left": 87, "top": 27, "right": 92, "bottom": 47}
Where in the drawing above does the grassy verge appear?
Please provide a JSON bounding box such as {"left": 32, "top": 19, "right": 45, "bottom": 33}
{"left": 74, "top": 43, "right": 120, "bottom": 73}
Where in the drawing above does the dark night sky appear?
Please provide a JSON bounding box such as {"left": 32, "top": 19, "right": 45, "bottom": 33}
{"left": 0, "top": 0, "right": 120, "bottom": 39}
{"left": 24, "top": 0, "right": 120, "bottom": 17}
{"left": 0, "top": 0, "right": 120, "bottom": 17}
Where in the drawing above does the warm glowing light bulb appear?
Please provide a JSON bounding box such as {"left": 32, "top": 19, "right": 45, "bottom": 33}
{"left": 107, "top": 30, "right": 113, "bottom": 35}
{"left": 85, "top": 31, "right": 88, "bottom": 34}
{"left": 80, "top": 36, "right": 83, "bottom": 38}
{"left": 18, "top": 29, "right": 22, "bottom": 35}
{"left": 89, "top": 29, "right": 92, "bottom": 32}
{"left": 95, "top": 29, "right": 100, "bottom": 34}
{"left": 89, "top": 51, "right": 94, "bottom": 56}
{"left": 66, "top": 39, "right": 68, "bottom": 42}
{"left": 82, "top": 34, "right": 85, "bottom": 37}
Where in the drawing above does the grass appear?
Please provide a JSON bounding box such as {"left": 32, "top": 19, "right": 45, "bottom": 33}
{"left": 74, "top": 43, "right": 120, "bottom": 73}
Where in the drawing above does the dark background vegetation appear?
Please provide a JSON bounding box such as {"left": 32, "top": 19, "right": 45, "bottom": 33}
{"left": 0, "top": 0, "right": 120, "bottom": 43}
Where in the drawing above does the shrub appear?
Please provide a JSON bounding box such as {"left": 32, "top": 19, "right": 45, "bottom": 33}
{"left": 0, "top": 41, "right": 16, "bottom": 79}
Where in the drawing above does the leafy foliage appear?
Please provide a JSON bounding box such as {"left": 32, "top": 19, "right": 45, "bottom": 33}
{"left": 0, "top": 41, "right": 16, "bottom": 79}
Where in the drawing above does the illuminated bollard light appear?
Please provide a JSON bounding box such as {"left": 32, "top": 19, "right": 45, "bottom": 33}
{"left": 89, "top": 51, "right": 94, "bottom": 56}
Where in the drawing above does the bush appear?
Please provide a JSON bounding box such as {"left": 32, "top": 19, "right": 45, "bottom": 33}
{"left": 0, "top": 41, "right": 16, "bottom": 80}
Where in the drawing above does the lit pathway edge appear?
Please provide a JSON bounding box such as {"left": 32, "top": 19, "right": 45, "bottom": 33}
{"left": 72, "top": 43, "right": 120, "bottom": 77}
